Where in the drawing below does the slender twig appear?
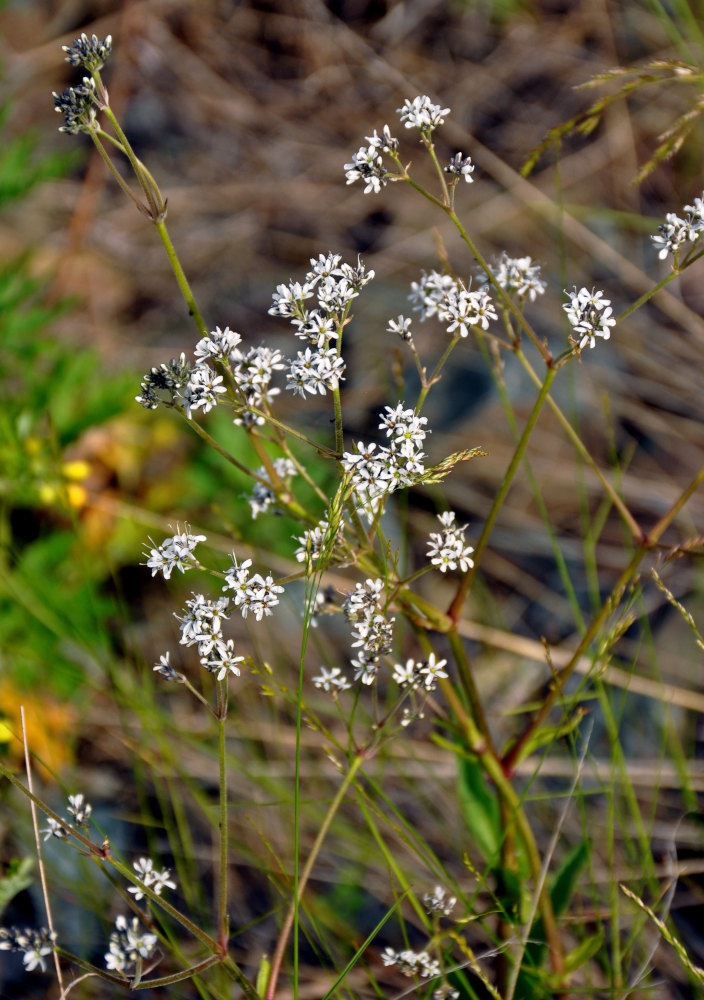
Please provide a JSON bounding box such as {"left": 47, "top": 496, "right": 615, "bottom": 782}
{"left": 21, "top": 708, "right": 64, "bottom": 993}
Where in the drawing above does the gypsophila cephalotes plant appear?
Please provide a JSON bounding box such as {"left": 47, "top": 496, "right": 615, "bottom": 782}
{"left": 5, "top": 28, "right": 704, "bottom": 1000}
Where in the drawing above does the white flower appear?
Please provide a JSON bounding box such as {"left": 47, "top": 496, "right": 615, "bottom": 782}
{"left": 201, "top": 638, "right": 245, "bottom": 681}
{"left": 287, "top": 347, "right": 346, "bottom": 397}
{"left": 67, "top": 792, "right": 92, "bottom": 826}
{"left": 423, "top": 885, "right": 457, "bottom": 916}
{"left": 128, "top": 857, "right": 177, "bottom": 900}
{"left": 143, "top": 524, "right": 206, "bottom": 579}
{"left": 153, "top": 651, "right": 181, "bottom": 680}
{"left": 312, "top": 666, "right": 351, "bottom": 692}
{"left": 181, "top": 364, "right": 226, "bottom": 418}
{"left": 365, "top": 124, "right": 399, "bottom": 152}
{"left": 194, "top": 326, "right": 242, "bottom": 360}
{"left": 651, "top": 210, "right": 701, "bottom": 259}
{"left": 41, "top": 817, "right": 67, "bottom": 841}
{"left": 387, "top": 315, "right": 413, "bottom": 340}
{"left": 344, "top": 144, "right": 388, "bottom": 194}
{"left": 397, "top": 95, "right": 450, "bottom": 131}
{"left": 392, "top": 658, "right": 423, "bottom": 688}
{"left": 419, "top": 653, "right": 449, "bottom": 691}
{"left": 563, "top": 286, "right": 616, "bottom": 349}
{"left": 480, "top": 252, "right": 546, "bottom": 302}
{"left": 427, "top": 511, "right": 474, "bottom": 573}
{"left": 445, "top": 152, "right": 474, "bottom": 183}
{"left": 105, "top": 916, "right": 157, "bottom": 973}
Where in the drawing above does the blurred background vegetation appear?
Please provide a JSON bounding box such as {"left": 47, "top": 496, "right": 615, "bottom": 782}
{"left": 1, "top": 0, "right": 704, "bottom": 997}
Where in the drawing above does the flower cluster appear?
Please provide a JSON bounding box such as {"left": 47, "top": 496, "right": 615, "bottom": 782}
{"left": 0, "top": 926, "right": 56, "bottom": 973}
{"left": 105, "top": 915, "right": 157, "bottom": 975}
{"left": 230, "top": 344, "right": 285, "bottom": 426}
{"left": 171, "top": 594, "right": 243, "bottom": 681}
{"left": 294, "top": 518, "right": 343, "bottom": 566}
{"left": 128, "top": 857, "right": 177, "bottom": 901}
{"left": 153, "top": 546, "right": 283, "bottom": 684}
{"left": 312, "top": 665, "right": 352, "bottom": 693}
{"left": 344, "top": 127, "right": 399, "bottom": 192}
{"left": 423, "top": 884, "right": 457, "bottom": 916}
{"left": 222, "top": 555, "right": 285, "bottom": 621}
{"left": 341, "top": 404, "right": 430, "bottom": 520}
{"left": 398, "top": 95, "right": 450, "bottom": 132}
{"left": 391, "top": 654, "right": 448, "bottom": 693}
{"left": 387, "top": 315, "right": 413, "bottom": 341}
{"left": 479, "top": 252, "right": 547, "bottom": 303}
{"left": 382, "top": 946, "right": 441, "bottom": 979}
{"left": 247, "top": 457, "right": 297, "bottom": 519}
{"left": 62, "top": 32, "right": 112, "bottom": 71}
{"left": 135, "top": 352, "right": 195, "bottom": 410}
{"left": 652, "top": 193, "right": 704, "bottom": 260}
{"left": 41, "top": 792, "right": 93, "bottom": 841}
{"left": 342, "top": 578, "right": 395, "bottom": 686}
{"left": 563, "top": 286, "right": 616, "bottom": 350}
{"left": 143, "top": 524, "right": 206, "bottom": 580}
{"left": 53, "top": 78, "right": 98, "bottom": 134}
{"left": 135, "top": 336, "right": 286, "bottom": 427}
{"left": 346, "top": 96, "right": 469, "bottom": 196}
{"left": 444, "top": 152, "right": 474, "bottom": 184}
{"left": 268, "top": 254, "right": 374, "bottom": 397}
{"left": 427, "top": 511, "right": 474, "bottom": 573}
{"left": 409, "top": 270, "right": 496, "bottom": 335}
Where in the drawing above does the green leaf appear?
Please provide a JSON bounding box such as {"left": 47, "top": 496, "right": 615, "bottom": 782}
{"left": 457, "top": 755, "right": 501, "bottom": 865}
{"left": 0, "top": 857, "right": 34, "bottom": 917}
{"left": 550, "top": 838, "right": 590, "bottom": 917}
{"left": 564, "top": 929, "right": 604, "bottom": 973}
{"left": 524, "top": 838, "right": 590, "bottom": 970}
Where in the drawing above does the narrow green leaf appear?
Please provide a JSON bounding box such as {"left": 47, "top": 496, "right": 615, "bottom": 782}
{"left": 457, "top": 756, "right": 501, "bottom": 865}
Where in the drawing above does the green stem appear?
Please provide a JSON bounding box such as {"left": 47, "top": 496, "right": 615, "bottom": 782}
{"left": 89, "top": 130, "right": 145, "bottom": 212}
{"left": 434, "top": 680, "right": 564, "bottom": 979}
{"left": 217, "top": 681, "right": 229, "bottom": 944}
{"left": 446, "top": 629, "right": 497, "bottom": 758}
{"left": 264, "top": 754, "right": 365, "bottom": 1000}
{"left": 154, "top": 218, "right": 208, "bottom": 338}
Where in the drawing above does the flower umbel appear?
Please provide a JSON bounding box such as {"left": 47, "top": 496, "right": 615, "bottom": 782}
{"left": 563, "top": 286, "right": 616, "bottom": 350}
{"left": 62, "top": 32, "right": 113, "bottom": 71}
{"left": 0, "top": 927, "right": 56, "bottom": 973}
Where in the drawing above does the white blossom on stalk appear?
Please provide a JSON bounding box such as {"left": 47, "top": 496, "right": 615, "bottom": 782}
{"left": 423, "top": 885, "right": 457, "bottom": 916}
{"left": 366, "top": 124, "right": 399, "bottom": 153}
{"left": 344, "top": 144, "right": 388, "bottom": 193}
{"left": 143, "top": 524, "right": 206, "bottom": 580}
{"left": 287, "top": 347, "right": 346, "bottom": 397}
{"left": 246, "top": 457, "right": 297, "bottom": 519}
{"left": 387, "top": 315, "right": 413, "bottom": 340}
{"left": 397, "top": 95, "right": 450, "bottom": 131}
{"left": 105, "top": 915, "right": 157, "bottom": 974}
{"left": 294, "top": 519, "right": 341, "bottom": 565}
{"left": 563, "top": 286, "right": 616, "bottom": 349}
{"left": 444, "top": 152, "right": 474, "bottom": 183}
{"left": 480, "top": 252, "right": 546, "bottom": 302}
{"left": 651, "top": 209, "right": 702, "bottom": 260}
{"left": 128, "top": 857, "right": 177, "bottom": 901}
{"left": 0, "top": 927, "right": 56, "bottom": 973}
{"left": 382, "top": 946, "right": 441, "bottom": 978}
{"left": 419, "top": 653, "right": 449, "bottom": 691}
{"left": 194, "top": 326, "right": 242, "bottom": 361}
{"left": 409, "top": 270, "right": 461, "bottom": 321}
{"left": 312, "top": 666, "right": 351, "bottom": 693}
{"left": 427, "top": 511, "right": 474, "bottom": 573}
{"left": 181, "top": 364, "right": 226, "bottom": 418}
